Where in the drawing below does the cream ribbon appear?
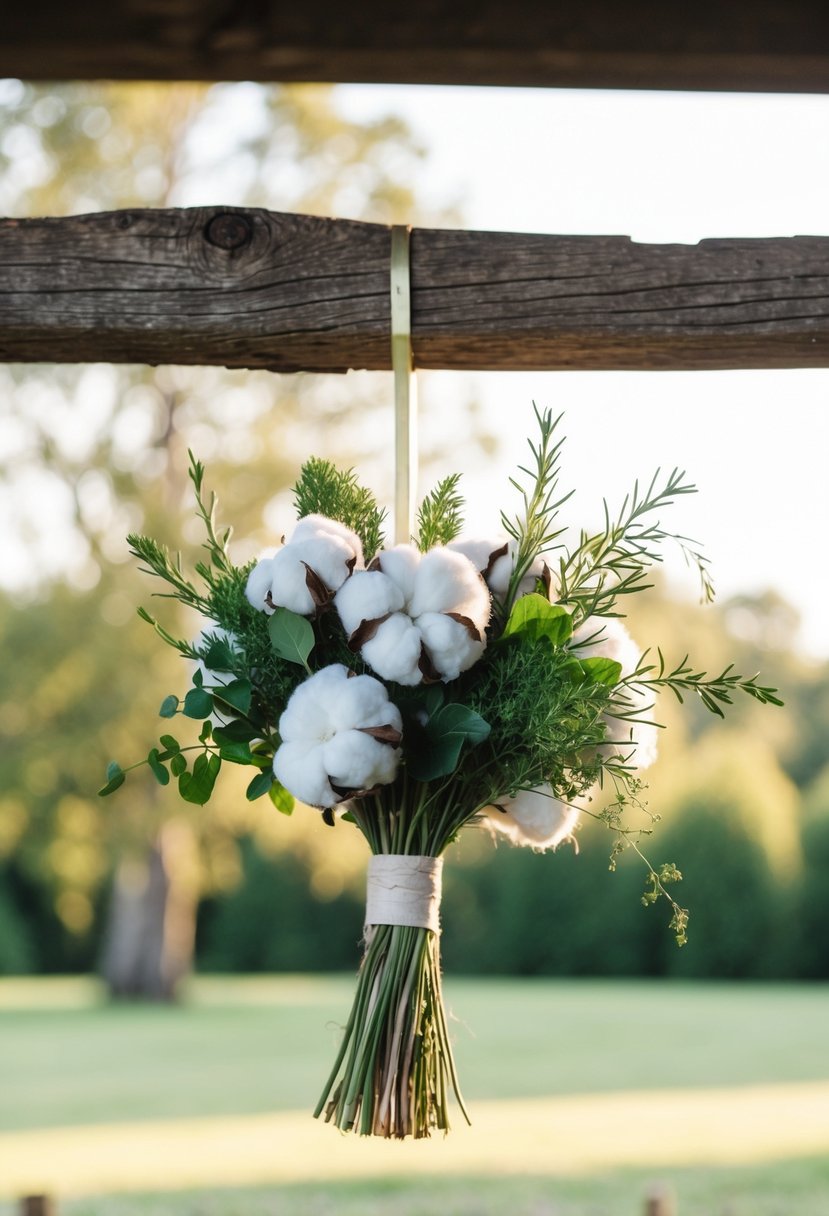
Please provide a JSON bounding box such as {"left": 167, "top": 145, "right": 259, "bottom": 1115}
{"left": 365, "top": 854, "right": 443, "bottom": 933}
{"left": 390, "top": 224, "right": 417, "bottom": 546}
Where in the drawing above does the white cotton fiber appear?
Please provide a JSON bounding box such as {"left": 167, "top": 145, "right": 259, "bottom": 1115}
{"left": 273, "top": 664, "right": 402, "bottom": 807}
{"left": 376, "top": 544, "right": 421, "bottom": 604}
{"left": 291, "top": 514, "right": 364, "bottom": 567}
{"left": 361, "top": 614, "right": 424, "bottom": 685}
{"left": 274, "top": 739, "right": 336, "bottom": 808}
{"left": 409, "top": 547, "right": 488, "bottom": 623}
{"left": 334, "top": 570, "right": 404, "bottom": 636}
{"left": 417, "top": 612, "right": 485, "bottom": 681}
{"left": 323, "top": 730, "right": 397, "bottom": 792}
{"left": 331, "top": 673, "right": 403, "bottom": 734}
{"left": 245, "top": 555, "right": 277, "bottom": 614}
{"left": 486, "top": 786, "right": 580, "bottom": 850}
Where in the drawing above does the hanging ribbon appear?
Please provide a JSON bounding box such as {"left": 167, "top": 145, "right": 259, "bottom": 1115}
{"left": 390, "top": 224, "right": 418, "bottom": 546}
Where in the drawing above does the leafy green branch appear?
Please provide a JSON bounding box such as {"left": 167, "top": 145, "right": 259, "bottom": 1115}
{"left": 500, "top": 405, "right": 572, "bottom": 616}
{"left": 293, "top": 457, "right": 386, "bottom": 559}
{"left": 416, "top": 474, "right": 465, "bottom": 550}
{"left": 587, "top": 772, "right": 689, "bottom": 946}
{"left": 557, "top": 467, "right": 713, "bottom": 627}
{"left": 623, "top": 649, "right": 783, "bottom": 718}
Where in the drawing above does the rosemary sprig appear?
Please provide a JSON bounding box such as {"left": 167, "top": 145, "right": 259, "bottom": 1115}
{"left": 415, "top": 473, "right": 465, "bottom": 550}
{"left": 500, "top": 405, "right": 573, "bottom": 615}
{"left": 622, "top": 649, "right": 783, "bottom": 718}
{"left": 557, "top": 467, "right": 714, "bottom": 627}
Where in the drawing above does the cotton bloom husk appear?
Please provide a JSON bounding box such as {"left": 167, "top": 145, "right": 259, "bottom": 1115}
{"left": 274, "top": 664, "right": 402, "bottom": 808}
{"left": 335, "top": 543, "right": 490, "bottom": 684}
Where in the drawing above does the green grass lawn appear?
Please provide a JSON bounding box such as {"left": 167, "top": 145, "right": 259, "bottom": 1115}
{"left": 2, "top": 975, "right": 829, "bottom": 1215}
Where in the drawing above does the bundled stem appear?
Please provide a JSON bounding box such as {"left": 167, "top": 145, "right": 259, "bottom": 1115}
{"left": 315, "top": 915, "right": 468, "bottom": 1138}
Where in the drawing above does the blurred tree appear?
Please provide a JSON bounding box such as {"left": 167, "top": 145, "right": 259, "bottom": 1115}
{"left": 0, "top": 79, "right": 477, "bottom": 994}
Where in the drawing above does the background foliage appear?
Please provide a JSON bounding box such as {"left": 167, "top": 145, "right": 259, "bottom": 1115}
{"left": 2, "top": 82, "right": 828, "bottom": 983}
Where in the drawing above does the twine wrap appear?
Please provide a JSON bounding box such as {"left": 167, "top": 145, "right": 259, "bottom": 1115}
{"left": 365, "top": 854, "right": 443, "bottom": 933}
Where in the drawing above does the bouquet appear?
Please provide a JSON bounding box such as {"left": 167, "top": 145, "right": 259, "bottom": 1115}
{"left": 101, "top": 408, "right": 781, "bottom": 1138}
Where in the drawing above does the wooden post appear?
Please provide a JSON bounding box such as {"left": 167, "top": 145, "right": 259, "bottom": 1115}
{"left": 19, "top": 1197, "right": 56, "bottom": 1216}
{"left": 4, "top": 208, "right": 829, "bottom": 373}
{"left": 645, "top": 1183, "right": 677, "bottom": 1216}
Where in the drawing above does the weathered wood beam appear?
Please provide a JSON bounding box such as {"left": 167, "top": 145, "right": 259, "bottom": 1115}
{"left": 5, "top": 0, "right": 829, "bottom": 92}
{"left": 4, "top": 208, "right": 829, "bottom": 373}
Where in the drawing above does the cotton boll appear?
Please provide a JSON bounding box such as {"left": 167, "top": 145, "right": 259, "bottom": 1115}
{"left": 245, "top": 555, "right": 277, "bottom": 614}
{"left": 376, "top": 544, "right": 421, "bottom": 604}
{"left": 334, "top": 570, "right": 404, "bottom": 636}
{"left": 274, "top": 663, "right": 402, "bottom": 807}
{"left": 487, "top": 787, "right": 580, "bottom": 850}
{"left": 278, "top": 664, "right": 344, "bottom": 742}
{"left": 410, "top": 547, "right": 490, "bottom": 631}
{"left": 450, "top": 536, "right": 546, "bottom": 599}
{"left": 274, "top": 739, "right": 336, "bottom": 807}
{"left": 361, "top": 613, "right": 424, "bottom": 685}
{"left": 331, "top": 673, "right": 403, "bottom": 734}
{"left": 417, "top": 611, "right": 485, "bottom": 681}
{"left": 323, "top": 729, "right": 399, "bottom": 792}
{"left": 448, "top": 537, "right": 502, "bottom": 575}
{"left": 291, "top": 514, "right": 364, "bottom": 567}
{"left": 292, "top": 535, "right": 357, "bottom": 594}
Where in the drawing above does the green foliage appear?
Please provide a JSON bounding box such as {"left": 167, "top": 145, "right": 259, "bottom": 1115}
{"left": 293, "top": 457, "right": 386, "bottom": 559}
{"left": 406, "top": 701, "right": 491, "bottom": 782}
{"left": 500, "top": 405, "right": 571, "bottom": 615}
{"left": 268, "top": 609, "right": 314, "bottom": 671}
{"left": 501, "top": 593, "right": 573, "bottom": 647}
{"left": 415, "top": 474, "right": 465, "bottom": 550}
{"left": 623, "top": 649, "right": 783, "bottom": 718}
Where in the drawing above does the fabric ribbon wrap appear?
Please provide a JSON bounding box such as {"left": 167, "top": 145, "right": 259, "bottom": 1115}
{"left": 365, "top": 854, "right": 443, "bottom": 934}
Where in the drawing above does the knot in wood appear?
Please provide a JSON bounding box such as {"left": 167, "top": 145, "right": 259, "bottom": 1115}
{"left": 204, "top": 212, "right": 253, "bottom": 251}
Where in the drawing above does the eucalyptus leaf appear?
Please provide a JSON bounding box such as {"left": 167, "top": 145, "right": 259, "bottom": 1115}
{"left": 183, "top": 687, "right": 213, "bottom": 719}
{"left": 268, "top": 780, "right": 295, "bottom": 815}
{"left": 213, "top": 679, "right": 252, "bottom": 717}
{"left": 170, "top": 753, "right": 187, "bottom": 777}
{"left": 159, "top": 734, "right": 180, "bottom": 753}
{"left": 178, "top": 752, "right": 221, "bottom": 805}
{"left": 268, "top": 608, "right": 314, "bottom": 668}
{"left": 159, "top": 695, "right": 178, "bottom": 718}
{"left": 246, "top": 771, "right": 273, "bottom": 801}
{"left": 98, "top": 762, "right": 125, "bottom": 797}
{"left": 147, "top": 747, "right": 170, "bottom": 786}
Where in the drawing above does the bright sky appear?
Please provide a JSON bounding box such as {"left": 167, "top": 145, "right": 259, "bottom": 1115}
{"left": 335, "top": 86, "right": 829, "bottom": 659}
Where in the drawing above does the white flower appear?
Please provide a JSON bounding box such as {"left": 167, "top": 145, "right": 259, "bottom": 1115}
{"left": 273, "top": 664, "right": 403, "bottom": 808}
{"left": 484, "top": 786, "right": 580, "bottom": 851}
{"left": 449, "top": 536, "right": 549, "bottom": 600}
{"left": 572, "top": 617, "right": 658, "bottom": 770}
{"left": 335, "top": 544, "right": 490, "bottom": 685}
{"left": 245, "top": 515, "right": 363, "bottom": 616}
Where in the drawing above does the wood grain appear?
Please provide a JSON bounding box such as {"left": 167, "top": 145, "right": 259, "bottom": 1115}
{"left": 5, "top": 0, "right": 829, "bottom": 91}
{"left": 3, "top": 208, "right": 829, "bottom": 372}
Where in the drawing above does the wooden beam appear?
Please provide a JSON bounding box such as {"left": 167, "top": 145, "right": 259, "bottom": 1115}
{"left": 5, "top": 0, "right": 829, "bottom": 92}
{"left": 3, "top": 207, "right": 829, "bottom": 373}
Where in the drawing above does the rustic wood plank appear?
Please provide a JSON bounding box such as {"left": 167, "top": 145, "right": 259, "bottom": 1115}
{"left": 4, "top": 0, "right": 829, "bottom": 91}
{"left": 4, "top": 207, "right": 829, "bottom": 372}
